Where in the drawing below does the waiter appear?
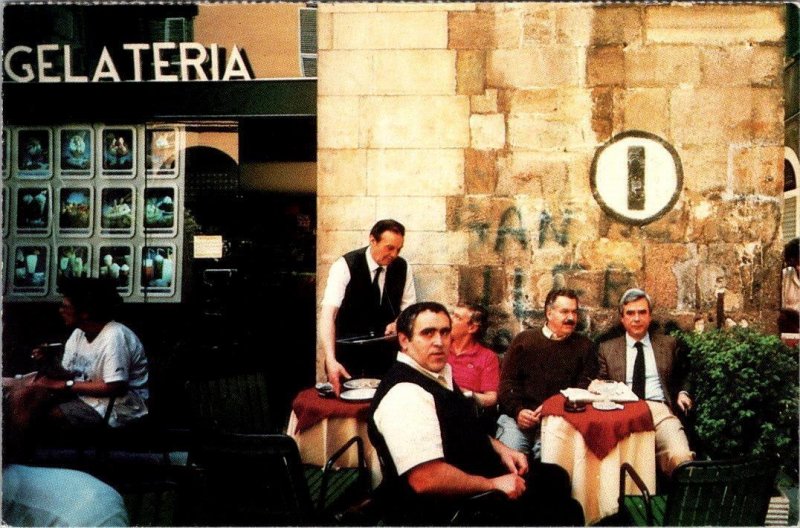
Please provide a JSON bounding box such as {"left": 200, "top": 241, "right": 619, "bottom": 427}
{"left": 321, "top": 219, "right": 416, "bottom": 394}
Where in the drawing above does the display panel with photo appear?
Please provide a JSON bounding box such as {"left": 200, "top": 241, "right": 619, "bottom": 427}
{"left": 3, "top": 128, "right": 10, "bottom": 179}
{"left": 57, "top": 126, "right": 94, "bottom": 178}
{"left": 146, "top": 127, "right": 179, "bottom": 177}
{"left": 143, "top": 185, "right": 177, "bottom": 236}
{"left": 99, "top": 186, "right": 135, "bottom": 237}
{"left": 140, "top": 245, "right": 176, "bottom": 296}
{"left": 10, "top": 244, "right": 49, "bottom": 296}
{"left": 15, "top": 128, "right": 53, "bottom": 179}
{"left": 99, "top": 126, "right": 136, "bottom": 177}
{"left": 58, "top": 187, "right": 93, "bottom": 236}
{"left": 2, "top": 187, "right": 8, "bottom": 237}
{"left": 15, "top": 185, "right": 51, "bottom": 236}
{"left": 54, "top": 244, "right": 91, "bottom": 292}
{"left": 98, "top": 245, "right": 133, "bottom": 295}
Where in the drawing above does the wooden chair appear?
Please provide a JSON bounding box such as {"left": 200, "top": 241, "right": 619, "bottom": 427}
{"left": 190, "top": 433, "right": 369, "bottom": 526}
{"left": 619, "top": 457, "right": 778, "bottom": 526}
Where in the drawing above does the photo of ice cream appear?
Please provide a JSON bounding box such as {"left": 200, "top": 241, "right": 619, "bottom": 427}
{"left": 58, "top": 187, "right": 92, "bottom": 235}
{"left": 59, "top": 127, "right": 93, "bottom": 177}
{"left": 16, "top": 186, "right": 50, "bottom": 235}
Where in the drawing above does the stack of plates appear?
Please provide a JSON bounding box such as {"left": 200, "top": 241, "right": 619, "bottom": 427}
{"left": 340, "top": 378, "right": 380, "bottom": 401}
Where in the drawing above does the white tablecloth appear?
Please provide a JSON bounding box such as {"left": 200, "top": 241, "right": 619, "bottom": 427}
{"left": 541, "top": 415, "right": 656, "bottom": 525}
{"left": 287, "top": 411, "right": 382, "bottom": 488}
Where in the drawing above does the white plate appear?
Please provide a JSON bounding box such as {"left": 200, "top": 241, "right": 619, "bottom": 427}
{"left": 592, "top": 400, "right": 622, "bottom": 411}
{"left": 343, "top": 378, "right": 380, "bottom": 390}
{"left": 340, "top": 388, "right": 376, "bottom": 401}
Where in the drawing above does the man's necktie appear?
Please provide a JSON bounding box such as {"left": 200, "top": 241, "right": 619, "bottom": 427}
{"left": 372, "top": 266, "right": 383, "bottom": 306}
{"left": 632, "top": 341, "right": 646, "bottom": 400}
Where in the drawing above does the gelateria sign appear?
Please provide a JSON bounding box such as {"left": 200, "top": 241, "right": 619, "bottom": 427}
{"left": 3, "top": 43, "right": 253, "bottom": 83}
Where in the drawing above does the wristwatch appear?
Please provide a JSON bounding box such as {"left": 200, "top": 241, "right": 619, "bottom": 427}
{"left": 65, "top": 379, "right": 75, "bottom": 390}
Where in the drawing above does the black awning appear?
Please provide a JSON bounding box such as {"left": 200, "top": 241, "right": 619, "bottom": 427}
{"left": 2, "top": 79, "right": 316, "bottom": 125}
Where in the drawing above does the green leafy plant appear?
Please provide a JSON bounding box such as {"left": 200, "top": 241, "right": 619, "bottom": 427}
{"left": 673, "top": 327, "right": 799, "bottom": 479}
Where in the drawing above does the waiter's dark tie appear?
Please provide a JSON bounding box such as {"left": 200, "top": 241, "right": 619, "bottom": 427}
{"left": 372, "top": 266, "right": 383, "bottom": 306}
{"left": 632, "top": 341, "right": 646, "bottom": 400}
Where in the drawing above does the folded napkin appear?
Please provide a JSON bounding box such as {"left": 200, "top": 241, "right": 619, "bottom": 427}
{"left": 560, "top": 388, "right": 604, "bottom": 403}
{"left": 561, "top": 383, "right": 640, "bottom": 403}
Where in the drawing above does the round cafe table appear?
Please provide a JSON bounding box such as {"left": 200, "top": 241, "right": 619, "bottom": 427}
{"left": 286, "top": 387, "right": 382, "bottom": 488}
{"left": 540, "top": 394, "right": 656, "bottom": 525}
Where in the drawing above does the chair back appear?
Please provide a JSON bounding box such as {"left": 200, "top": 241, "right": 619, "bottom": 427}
{"left": 664, "top": 457, "right": 778, "bottom": 526}
{"left": 186, "top": 371, "right": 275, "bottom": 435}
{"left": 192, "top": 433, "right": 315, "bottom": 526}
{"left": 121, "top": 479, "right": 179, "bottom": 527}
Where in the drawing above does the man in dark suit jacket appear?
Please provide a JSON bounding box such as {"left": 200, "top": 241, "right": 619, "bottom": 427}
{"left": 593, "top": 288, "right": 693, "bottom": 476}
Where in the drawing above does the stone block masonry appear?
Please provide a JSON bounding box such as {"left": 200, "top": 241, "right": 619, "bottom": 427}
{"left": 317, "top": 2, "right": 786, "bottom": 377}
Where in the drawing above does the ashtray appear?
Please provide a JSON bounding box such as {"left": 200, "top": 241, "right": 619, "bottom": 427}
{"left": 564, "top": 399, "right": 587, "bottom": 413}
{"left": 315, "top": 382, "right": 334, "bottom": 398}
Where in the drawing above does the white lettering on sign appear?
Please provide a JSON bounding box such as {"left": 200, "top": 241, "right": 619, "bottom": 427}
{"left": 590, "top": 130, "right": 683, "bottom": 226}
{"left": 3, "top": 43, "right": 254, "bottom": 83}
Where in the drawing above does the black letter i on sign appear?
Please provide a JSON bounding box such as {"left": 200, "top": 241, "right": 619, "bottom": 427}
{"left": 627, "top": 146, "right": 645, "bottom": 211}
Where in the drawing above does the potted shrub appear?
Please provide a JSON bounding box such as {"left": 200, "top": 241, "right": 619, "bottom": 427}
{"left": 673, "top": 327, "right": 798, "bottom": 523}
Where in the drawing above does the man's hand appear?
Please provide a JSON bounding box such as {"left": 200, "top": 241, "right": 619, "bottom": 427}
{"left": 676, "top": 391, "right": 693, "bottom": 413}
{"left": 325, "top": 359, "right": 351, "bottom": 396}
{"left": 491, "top": 438, "right": 528, "bottom": 476}
{"left": 489, "top": 473, "right": 526, "bottom": 499}
{"left": 384, "top": 321, "right": 397, "bottom": 336}
{"left": 516, "top": 406, "right": 542, "bottom": 430}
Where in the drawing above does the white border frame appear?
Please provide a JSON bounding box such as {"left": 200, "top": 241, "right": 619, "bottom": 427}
{"left": 14, "top": 127, "right": 53, "bottom": 179}
{"left": 97, "top": 243, "right": 134, "bottom": 296}
{"left": 2, "top": 187, "right": 8, "bottom": 237}
{"left": 53, "top": 243, "right": 92, "bottom": 294}
{"left": 57, "top": 185, "right": 94, "bottom": 237}
{"left": 98, "top": 185, "right": 136, "bottom": 238}
{"left": 9, "top": 243, "right": 50, "bottom": 296}
{"left": 14, "top": 183, "right": 53, "bottom": 237}
{"left": 98, "top": 125, "right": 137, "bottom": 179}
{"left": 145, "top": 125, "right": 181, "bottom": 178}
{"left": 138, "top": 243, "right": 177, "bottom": 297}
{"left": 142, "top": 184, "right": 178, "bottom": 237}
{"left": 3, "top": 127, "right": 10, "bottom": 179}
{"left": 56, "top": 126, "right": 95, "bottom": 179}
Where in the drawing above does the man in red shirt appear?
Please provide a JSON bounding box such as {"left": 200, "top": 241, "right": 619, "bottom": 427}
{"left": 447, "top": 303, "right": 500, "bottom": 409}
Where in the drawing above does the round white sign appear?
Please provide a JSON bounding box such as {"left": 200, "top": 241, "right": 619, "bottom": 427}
{"left": 590, "top": 131, "right": 683, "bottom": 225}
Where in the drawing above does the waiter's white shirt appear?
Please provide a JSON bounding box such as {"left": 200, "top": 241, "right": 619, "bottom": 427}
{"left": 373, "top": 353, "right": 453, "bottom": 475}
{"left": 321, "top": 248, "right": 416, "bottom": 309}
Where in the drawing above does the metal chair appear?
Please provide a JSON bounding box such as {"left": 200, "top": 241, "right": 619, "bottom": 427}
{"left": 190, "top": 433, "right": 369, "bottom": 526}
{"left": 619, "top": 457, "right": 778, "bottom": 526}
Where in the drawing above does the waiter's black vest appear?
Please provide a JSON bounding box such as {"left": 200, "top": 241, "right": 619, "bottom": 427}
{"left": 368, "top": 362, "right": 505, "bottom": 524}
{"left": 336, "top": 248, "right": 407, "bottom": 337}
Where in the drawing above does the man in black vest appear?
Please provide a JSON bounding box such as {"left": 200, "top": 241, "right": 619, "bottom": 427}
{"left": 368, "top": 302, "right": 583, "bottom": 526}
{"left": 321, "top": 219, "right": 416, "bottom": 394}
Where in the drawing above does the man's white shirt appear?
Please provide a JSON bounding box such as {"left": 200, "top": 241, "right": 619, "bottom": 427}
{"left": 321, "top": 249, "right": 416, "bottom": 309}
{"left": 373, "top": 353, "right": 453, "bottom": 475}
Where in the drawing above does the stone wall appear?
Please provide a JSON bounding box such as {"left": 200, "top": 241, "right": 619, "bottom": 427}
{"left": 317, "top": 2, "right": 786, "bottom": 373}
